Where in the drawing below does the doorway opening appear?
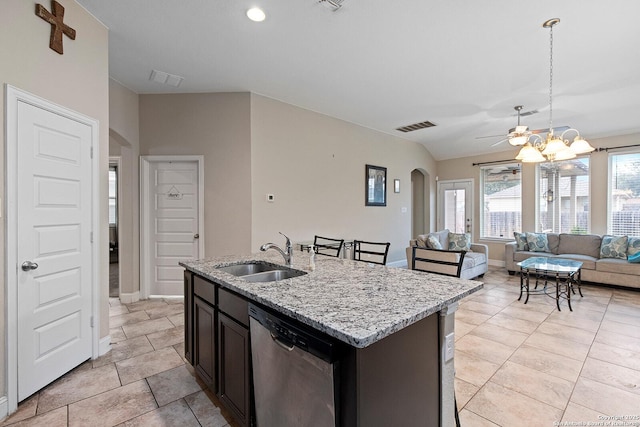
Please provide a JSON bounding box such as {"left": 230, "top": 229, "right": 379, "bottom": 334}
{"left": 411, "top": 169, "right": 430, "bottom": 238}
{"left": 109, "top": 161, "right": 120, "bottom": 297}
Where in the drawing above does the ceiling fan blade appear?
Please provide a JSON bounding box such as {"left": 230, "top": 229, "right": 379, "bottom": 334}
{"left": 490, "top": 138, "right": 508, "bottom": 147}
{"left": 530, "top": 126, "right": 570, "bottom": 135}
{"left": 475, "top": 134, "right": 507, "bottom": 140}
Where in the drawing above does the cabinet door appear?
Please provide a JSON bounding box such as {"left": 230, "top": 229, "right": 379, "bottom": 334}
{"left": 184, "top": 271, "right": 193, "bottom": 365}
{"left": 218, "top": 313, "right": 251, "bottom": 427}
{"left": 194, "top": 296, "right": 216, "bottom": 391}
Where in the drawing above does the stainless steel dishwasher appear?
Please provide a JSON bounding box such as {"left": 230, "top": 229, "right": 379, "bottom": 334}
{"left": 249, "top": 303, "right": 340, "bottom": 427}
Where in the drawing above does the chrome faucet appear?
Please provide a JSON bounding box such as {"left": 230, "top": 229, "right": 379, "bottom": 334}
{"left": 260, "top": 232, "right": 293, "bottom": 266}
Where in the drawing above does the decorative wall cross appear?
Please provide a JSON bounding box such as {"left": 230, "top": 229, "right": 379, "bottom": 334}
{"left": 35, "top": 0, "right": 76, "bottom": 54}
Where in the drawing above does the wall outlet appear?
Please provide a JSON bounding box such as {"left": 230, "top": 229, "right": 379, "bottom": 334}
{"left": 444, "top": 332, "right": 454, "bottom": 362}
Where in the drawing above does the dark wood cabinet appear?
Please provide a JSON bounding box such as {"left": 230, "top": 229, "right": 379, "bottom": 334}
{"left": 193, "top": 295, "right": 216, "bottom": 390}
{"left": 184, "top": 271, "right": 193, "bottom": 364}
{"left": 218, "top": 312, "right": 251, "bottom": 426}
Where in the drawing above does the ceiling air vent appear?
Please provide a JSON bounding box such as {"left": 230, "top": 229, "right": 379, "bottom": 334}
{"left": 149, "top": 69, "right": 184, "bottom": 87}
{"left": 395, "top": 121, "right": 437, "bottom": 133}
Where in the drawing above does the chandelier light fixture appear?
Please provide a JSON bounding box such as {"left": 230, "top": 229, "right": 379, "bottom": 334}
{"left": 515, "top": 18, "right": 595, "bottom": 163}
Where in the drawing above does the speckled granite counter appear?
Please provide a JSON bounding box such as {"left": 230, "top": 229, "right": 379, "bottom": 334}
{"left": 180, "top": 252, "right": 482, "bottom": 348}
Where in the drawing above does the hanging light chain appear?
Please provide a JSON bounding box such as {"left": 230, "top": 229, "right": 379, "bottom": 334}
{"left": 548, "top": 21, "right": 554, "bottom": 133}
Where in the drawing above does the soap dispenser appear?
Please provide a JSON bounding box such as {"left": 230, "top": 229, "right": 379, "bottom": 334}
{"left": 309, "top": 244, "right": 316, "bottom": 271}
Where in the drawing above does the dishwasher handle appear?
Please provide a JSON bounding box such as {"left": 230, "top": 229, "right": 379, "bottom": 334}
{"left": 270, "top": 332, "right": 295, "bottom": 351}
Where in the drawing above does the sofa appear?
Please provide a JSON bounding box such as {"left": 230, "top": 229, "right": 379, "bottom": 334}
{"left": 406, "top": 229, "right": 488, "bottom": 280}
{"left": 505, "top": 232, "right": 640, "bottom": 289}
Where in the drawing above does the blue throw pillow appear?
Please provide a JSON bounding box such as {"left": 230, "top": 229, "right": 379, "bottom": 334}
{"left": 628, "top": 251, "right": 640, "bottom": 263}
{"left": 526, "top": 232, "right": 549, "bottom": 252}
{"left": 513, "top": 232, "right": 529, "bottom": 251}
{"left": 600, "top": 235, "right": 628, "bottom": 260}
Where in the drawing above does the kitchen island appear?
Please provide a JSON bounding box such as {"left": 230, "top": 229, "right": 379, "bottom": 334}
{"left": 181, "top": 251, "right": 482, "bottom": 427}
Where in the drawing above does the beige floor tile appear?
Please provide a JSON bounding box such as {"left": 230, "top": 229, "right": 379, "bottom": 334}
{"left": 93, "top": 335, "right": 154, "bottom": 368}
{"left": 109, "top": 297, "right": 122, "bottom": 307}
{"left": 0, "top": 394, "right": 39, "bottom": 426}
{"left": 454, "top": 320, "right": 476, "bottom": 340}
{"left": 468, "top": 293, "right": 517, "bottom": 308}
{"left": 174, "top": 343, "right": 189, "bottom": 363}
{"left": 580, "top": 357, "right": 640, "bottom": 395}
{"left": 122, "top": 399, "right": 200, "bottom": 427}
{"left": 599, "top": 319, "right": 640, "bottom": 339}
{"left": 168, "top": 312, "right": 185, "bottom": 327}
{"left": 460, "top": 300, "right": 504, "bottom": 316}
{"left": 499, "top": 304, "right": 550, "bottom": 323}
{"left": 469, "top": 323, "right": 529, "bottom": 349}
{"left": 110, "top": 327, "right": 127, "bottom": 344}
{"left": 68, "top": 380, "right": 157, "bottom": 427}
{"left": 607, "top": 301, "right": 640, "bottom": 317}
{"left": 561, "top": 402, "right": 607, "bottom": 424}
{"left": 110, "top": 304, "right": 129, "bottom": 317}
{"left": 110, "top": 310, "right": 150, "bottom": 328}
{"left": 147, "top": 365, "right": 204, "bottom": 406}
{"left": 125, "top": 299, "right": 169, "bottom": 313}
{"left": 456, "top": 334, "right": 515, "bottom": 365}
{"left": 571, "top": 377, "right": 640, "bottom": 416}
{"left": 545, "top": 308, "right": 604, "bottom": 332}
{"left": 147, "top": 326, "right": 185, "bottom": 350}
{"left": 581, "top": 285, "right": 614, "bottom": 298}
{"left": 509, "top": 344, "right": 583, "bottom": 383}
{"left": 535, "top": 321, "right": 597, "bottom": 345}
{"left": 116, "top": 346, "right": 185, "bottom": 385}
{"left": 486, "top": 312, "right": 540, "bottom": 334}
{"left": 8, "top": 406, "right": 67, "bottom": 427}
{"left": 595, "top": 329, "right": 640, "bottom": 353}
{"left": 603, "top": 310, "right": 640, "bottom": 327}
{"left": 37, "top": 363, "right": 121, "bottom": 413}
{"left": 465, "top": 381, "right": 563, "bottom": 427}
{"left": 184, "top": 390, "right": 231, "bottom": 427}
{"left": 588, "top": 341, "right": 640, "bottom": 372}
{"left": 121, "top": 317, "right": 175, "bottom": 339}
{"left": 524, "top": 330, "right": 591, "bottom": 361}
{"left": 145, "top": 303, "right": 184, "bottom": 320}
{"left": 454, "top": 378, "right": 479, "bottom": 409}
{"left": 454, "top": 350, "right": 502, "bottom": 388}
{"left": 455, "top": 309, "right": 492, "bottom": 326}
{"left": 490, "top": 361, "right": 574, "bottom": 410}
{"left": 458, "top": 409, "right": 500, "bottom": 426}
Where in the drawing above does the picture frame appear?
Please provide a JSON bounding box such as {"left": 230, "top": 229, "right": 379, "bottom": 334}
{"left": 394, "top": 179, "right": 400, "bottom": 193}
{"left": 365, "top": 164, "right": 387, "bottom": 206}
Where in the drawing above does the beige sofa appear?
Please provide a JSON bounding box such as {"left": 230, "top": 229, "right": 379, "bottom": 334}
{"left": 505, "top": 233, "right": 640, "bottom": 289}
{"left": 406, "top": 230, "right": 488, "bottom": 280}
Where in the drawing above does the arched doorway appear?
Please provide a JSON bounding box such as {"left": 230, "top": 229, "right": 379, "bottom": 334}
{"left": 411, "top": 169, "right": 430, "bottom": 237}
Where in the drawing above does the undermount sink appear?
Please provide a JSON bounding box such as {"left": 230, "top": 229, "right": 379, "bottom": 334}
{"left": 217, "top": 262, "right": 307, "bottom": 282}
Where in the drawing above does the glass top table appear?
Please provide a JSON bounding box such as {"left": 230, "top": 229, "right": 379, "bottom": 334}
{"left": 517, "top": 256, "right": 584, "bottom": 311}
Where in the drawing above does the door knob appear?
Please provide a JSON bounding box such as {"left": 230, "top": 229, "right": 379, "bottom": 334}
{"left": 21, "top": 261, "right": 39, "bottom": 271}
{"left": 194, "top": 234, "right": 200, "bottom": 239}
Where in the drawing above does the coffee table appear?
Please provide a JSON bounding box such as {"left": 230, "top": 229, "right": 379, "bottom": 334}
{"left": 517, "top": 257, "right": 583, "bottom": 311}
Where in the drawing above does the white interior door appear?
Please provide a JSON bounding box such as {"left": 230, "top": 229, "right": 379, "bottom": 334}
{"left": 437, "top": 180, "right": 473, "bottom": 235}
{"left": 16, "top": 100, "right": 93, "bottom": 400}
{"left": 144, "top": 159, "right": 202, "bottom": 296}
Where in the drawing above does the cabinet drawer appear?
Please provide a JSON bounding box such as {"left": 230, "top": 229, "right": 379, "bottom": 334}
{"left": 194, "top": 275, "right": 216, "bottom": 306}
{"left": 218, "top": 287, "right": 249, "bottom": 327}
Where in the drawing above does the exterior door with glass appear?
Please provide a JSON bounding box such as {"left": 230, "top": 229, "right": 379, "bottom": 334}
{"left": 437, "top": 180, "right": 473, "bottom": 235}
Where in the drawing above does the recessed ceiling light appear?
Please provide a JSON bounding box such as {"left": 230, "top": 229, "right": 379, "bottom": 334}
{"left": 247, "top": 7, "right": 266, "bottom": 22}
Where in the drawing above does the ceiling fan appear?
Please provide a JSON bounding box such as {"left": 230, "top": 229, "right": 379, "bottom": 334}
{"left": 476, "top": 105, "right": 569, "bottom": 147}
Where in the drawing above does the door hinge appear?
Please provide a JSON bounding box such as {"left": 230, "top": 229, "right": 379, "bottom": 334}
{"left": 90, "top": 316, "right": 94, "bottom": 328}
{"left": 90, "top": 232, "right": 93, "bottom": 243}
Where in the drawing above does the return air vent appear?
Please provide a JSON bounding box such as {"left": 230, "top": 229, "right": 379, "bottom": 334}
{"left": 395, "top": 121, "right": 437, "bottom": 133}
{"left": 149, "top": 69, "right": 184, "bottom": 87}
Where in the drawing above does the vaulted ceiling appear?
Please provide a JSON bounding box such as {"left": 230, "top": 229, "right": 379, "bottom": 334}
{"left": 77, "top": 0, "right": 640, "bottom": 160}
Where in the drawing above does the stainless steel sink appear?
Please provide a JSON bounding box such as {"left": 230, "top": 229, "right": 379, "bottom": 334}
{"left": 217, "top": 262, "right": 277, "bottom": 276}
{"left": 241, "top": 269, "right": 306, "bottom": 283}
{"left": 217, "top": 262, "right": 307, "bottom": 282}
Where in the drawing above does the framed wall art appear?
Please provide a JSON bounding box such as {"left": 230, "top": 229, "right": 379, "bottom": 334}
{"left": 365, "top": 164, "right": 387, "bottom": 206}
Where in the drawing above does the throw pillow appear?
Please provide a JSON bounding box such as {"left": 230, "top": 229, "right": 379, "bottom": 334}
{"left": 600, "top": 235, "right": 628, "bottom": 259}
{"left": 628, "top": 236, "right": 640, "bottom": 257}
{"left": 628, "top": 251, "right": 640, "bottom": 263}
{"left": 426, "top": 234, "right": 442, "bottom": 250}
{"left": 513, "top": 232, "right": 529, "bottom": 251}
{"left": 526, "top": 232, "right": 550, "bottom": 252}
{"left": 448, "top": 232, "right": 471, "bottom": 251}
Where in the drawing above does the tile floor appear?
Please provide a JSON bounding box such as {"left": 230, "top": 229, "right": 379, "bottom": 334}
{"left": 1, "top": 267, "right": 639, "bottom": 426}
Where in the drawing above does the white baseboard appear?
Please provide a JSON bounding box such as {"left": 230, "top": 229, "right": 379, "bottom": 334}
{"left": 98, "top": 335, "right": 111, "bottom": 357}
{"left": 119, "top": 291, "right": 140, "bottom": 304}
{"left": 0, "top": 396, "right": 7, "bottom": 421}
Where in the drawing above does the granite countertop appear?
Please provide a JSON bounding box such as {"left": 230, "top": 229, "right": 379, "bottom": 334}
{"left": 180, "top": 251, "right": 483, "bottom": 348}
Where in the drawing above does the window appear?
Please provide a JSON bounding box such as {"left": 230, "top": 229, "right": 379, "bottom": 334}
{"left": 480, "top": 164, "right": 521, "bottom": 239}
{"left": 609, "top": 152, "right": 640, "bottom": 236}
{"left": 537, "top": 158, "right": 590, "bottom": 234}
